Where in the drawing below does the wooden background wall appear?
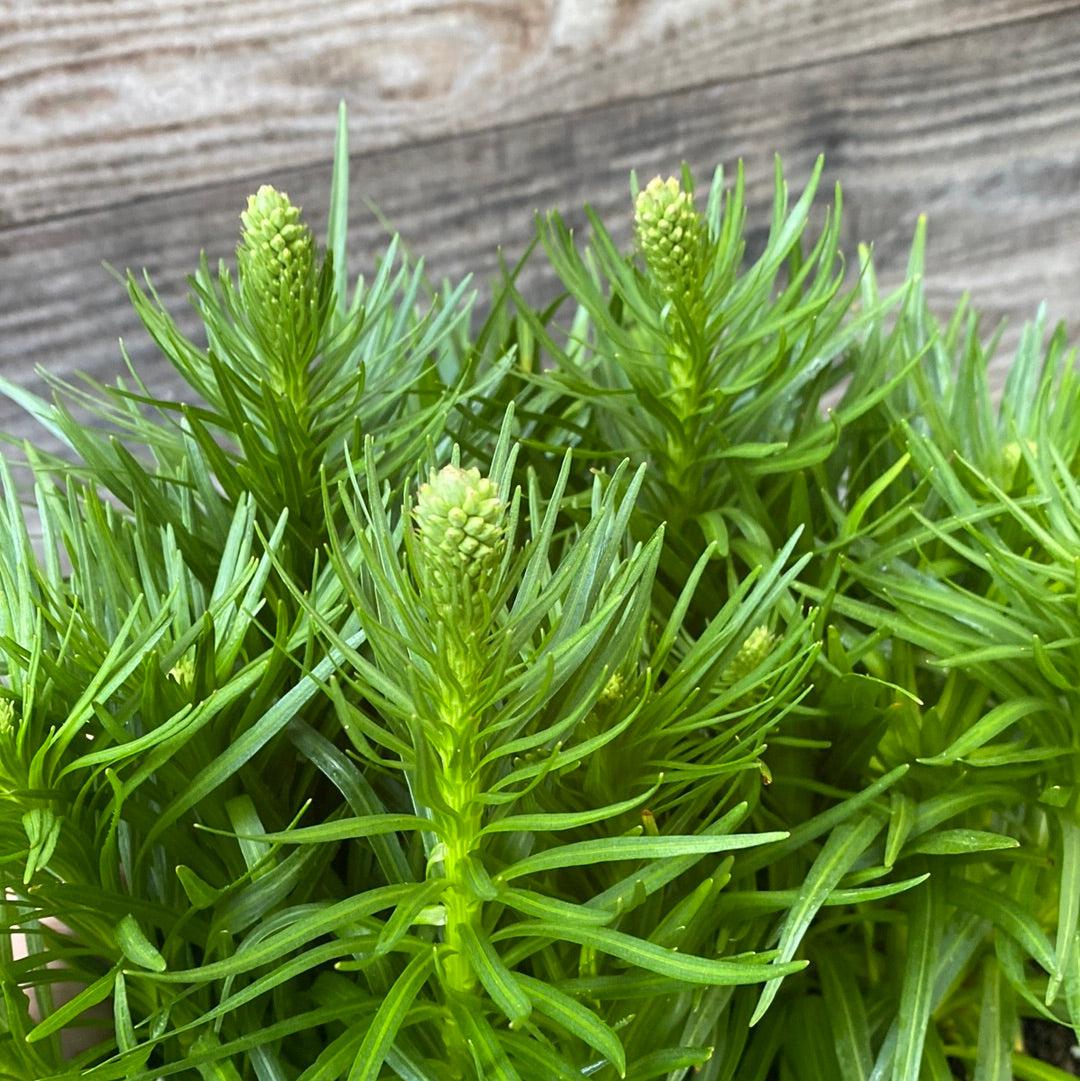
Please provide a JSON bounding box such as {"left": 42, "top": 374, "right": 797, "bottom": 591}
{"left": 3, "top": 1, "right": 1080, "bottom": 452}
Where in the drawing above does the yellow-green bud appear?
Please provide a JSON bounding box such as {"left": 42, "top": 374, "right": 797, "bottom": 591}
{"left": 168, "top": 655, "right": 195, "bottom": 689}
{"left": 237, "top": 186, "right": 316, "bottom": 362}
{"left": 634, "top": 176, "right": 704, "bottom": 298}
{"left": 599, "top": 671, "right": 626, "bottom": 705}
{"left": 0, "top": 700, "right": 17, "bottom": 786}
{"left": 724, "top": 625, "right": 777, "bottom": 690}
{"left": 414, "top": 465, "right": 505, "bottom": 609}
{"left": 1001, "top": 439, "right": 1038, "bottom": 491}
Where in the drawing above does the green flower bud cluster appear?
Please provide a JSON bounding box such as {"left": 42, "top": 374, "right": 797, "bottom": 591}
{"left": 1001, "top": 439, "right": 1039, "bottom": 492}
{"left": 168, "top": 655, "right": 195, "bottom": 690}
{"left": 724, "top": 625, "right": 778, "bottom": 693}
{"left": 414, "top": 465, "right": 505, "bottom": 611}
{"left": 598, "top": 670, "right": 627, "bottom": 706}
{"left": 634, "top": 176, "right": 705, "bottom": 298}
{"left": 237, "top": 185, "right": 317, "bottom": 367}
{"left": 0, "top": 699, "right": 18, "bottom": 786}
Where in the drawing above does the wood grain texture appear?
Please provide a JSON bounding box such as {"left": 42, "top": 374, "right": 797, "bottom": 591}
{"left": 2, "top": 7, "right": 1080, "bottom": 459}
{"left": 2, "top": 0, "right": 1079, "bottom": 226}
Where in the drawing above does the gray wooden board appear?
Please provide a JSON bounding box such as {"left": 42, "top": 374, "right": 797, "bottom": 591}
{"left": 3, "top": 0, "right": 1077, "bottom": 226}
{"left": 2, "top": 8, "right": 1080, "bottom": 463}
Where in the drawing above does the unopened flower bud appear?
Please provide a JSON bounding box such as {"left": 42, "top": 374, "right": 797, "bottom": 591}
{"left": 168, "top": 655, "right": 195, "bottom": 689}
{"left": 1001, "top": 439, "right": 1039, "bottom": 492}
{"left": 0, "top": 699, "right": 14, "bottom": 739}
{"left": 0, "top": 700, "right": 19, "bottom": 786}
{"left": 724, "top": 625, "right": 777, "bottom": 690}
{"left": 237, "top": 186, "right": 317, "bottom": 367}
{"left": 599, "top": 671, "right": 626, "bottom": 706}
{"left": 634, "top": 176, "right": 704, "bottom": 298}
{"left": 414, "top": 465, "right": 505, "bottom": 609}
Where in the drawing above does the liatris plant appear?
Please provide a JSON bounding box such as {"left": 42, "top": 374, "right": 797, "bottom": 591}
{"left": 1, "top": 104, "right": 1078, "bottom": 1081}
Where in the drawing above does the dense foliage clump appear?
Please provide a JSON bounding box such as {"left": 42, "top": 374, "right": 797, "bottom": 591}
{"left": 1, "top": 106, "right": 1078, "bottom": 1080}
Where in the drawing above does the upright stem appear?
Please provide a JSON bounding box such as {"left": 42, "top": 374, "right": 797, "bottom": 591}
{"left": 439, "top": 772, "right": 482, "bottom": 996}
{"left": 429, "top": 644, "right": 486, "bottom": 1070}
{"left": 664, "top": 337, "right": 703, "bottom": 521}
{"left": 410, "top": 463, "right": 506, "bottom": 1075}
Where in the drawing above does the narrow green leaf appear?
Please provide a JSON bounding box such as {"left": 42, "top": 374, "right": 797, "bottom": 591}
{"left": 622, "top": 1046, "right": 713, "bottom": 1079}
{"left": 500, "top": 831, "right": 787, "bottom": 882}
{"left": 496, "top": 1031, "right": 580, "bottom": 1080}
{"left": 27, "top": 966, "right": 120, "bottom": 1043}
{"left": 952, "top": 880, "right": 1056, "bottom": 974}
{"left": 116, "top": 913, "right": 167, "bottom": 972}
{"left": 457, "top": 922, "right": 531, "bottom": 1027}
{"left": 885, "top": 793, "right": 916, "bottom": 869}
{"left": 495, "top": 922, "right": 805, "bottom": 986}
{"left": 450, "top": 998, "right": 522, "bottom": 1081}
{"left": 113, "top": 970, "right": 136, "bottom": 1054}
{"left": 919, "top": 697, "right": 1050, "bottom": 765}
{"left": 907, "top": 830, "right": 1019, "bottom": 857}
{"left": 481, "top": 783, "right": 658, "bottom": 835}
{"left": 740, "top": 765, "right": 909, "bottom": 875}
{"left": 840, "top": 452, "right": 911, "bottom": 542}
{"left": 751, "top": 815, "right": 882, "bottom": 1025}
{"left": 717, "top": 873, "right": 929, "bottom": 915}
{"left": 176, "top": 865, "right": 222, "bottom": 909}
{"left": 21, "top": 807, "right": 62, "bottom": 883}
{"left": 376, "top": 880, "right": 446, "bottom": 956}
{"left": 191, "top": 1031, "right": 244, "bottom": 1081}
{"left": 349, "top": 949, "right": 434, "bottom": 1081}
{"left": 1051, "top": 812, "right": 1080, "bottom": 1004}
{"left": 974, "top": 956, "right": 1012, "bottom": 1081}
{"left": 1012, "top": 1053, "right": 1080, "bottom": 1079}
{"left": 818, "top": 951, "right": 873, "bottom": 1081}
{"left": 498, "top": 886, "right": 613, "bottom": 926}
{"left": 142, "top": 631, "right": 365, "bottom": 855}
{"left": 148, "top": 884, "right": 412, "bottom": 982}
{"left": 200, "top": 813, "right": 434, "bottom": 846}
{"left": 893, "top": 878, "right": 943, "bottom": 1081}
{"left": 517, "top": 973, "right": 626, "bottom": 1076}
{"left": 327, "top": 100, "right": 351, "bottom": 316}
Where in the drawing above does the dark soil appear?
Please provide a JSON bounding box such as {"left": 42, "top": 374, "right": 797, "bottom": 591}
{"left": 1023, "top": 1018, "right": 1080, "bottom": 1075}
{"left": 947, "top": 1021, "right": 1080, "bottom": 1078}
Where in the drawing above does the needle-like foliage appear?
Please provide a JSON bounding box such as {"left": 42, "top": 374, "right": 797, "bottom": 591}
{"left": 1, "top": 105, "right": 1077, "bottom": 1080}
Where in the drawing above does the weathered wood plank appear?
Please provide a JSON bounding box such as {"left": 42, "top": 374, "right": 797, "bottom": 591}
{"left": 2, "top": 0, "right": 1079, "bottom": 226}
{"left": 2, "top": 8, "right": 1079, "bottom": 459}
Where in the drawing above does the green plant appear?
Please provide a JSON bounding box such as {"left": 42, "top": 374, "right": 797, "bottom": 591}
{"left": 1, "top": 105, "right": 1078, "bottom": 1080}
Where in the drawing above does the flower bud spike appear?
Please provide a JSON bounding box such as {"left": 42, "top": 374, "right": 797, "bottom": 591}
{"left": 414, "top": 465, "right": 506, "bottom": 618}
{"left": 237, "top": 185, "right": 317, "bottom": 382}
{"left": 634, "top": 176, "right": 705, "bottom": 300}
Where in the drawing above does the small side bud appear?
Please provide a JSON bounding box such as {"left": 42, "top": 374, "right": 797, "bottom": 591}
{"left": 414, "top": 465, "right": 505, "bottom": 612}
{"left": 724, "top": 625, "right": 778, "bottom": 693}
{"left": 1001, "top": 439, "right": 1039, "bottom": 492}
{"left": 634, "top": 176, "right": 705, "bottom": 298}
{"left": 0, "top": 699, "right": 16, "bottom": 782}
{"left": 168, "top": 655, "right": 195, "bottom": 690}
{"left": 598, "top": 671, "right": 627, "bottom": 706}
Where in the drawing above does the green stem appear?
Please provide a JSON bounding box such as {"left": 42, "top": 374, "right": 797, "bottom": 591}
{"left": 440, "top": 781, "right": 482, "bottom": 996}
{"left": 664, "top": 339, "right": 703, "bottom": 520}
{"left": 428, "top": 653, "right": 485, "bottom": 1073}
